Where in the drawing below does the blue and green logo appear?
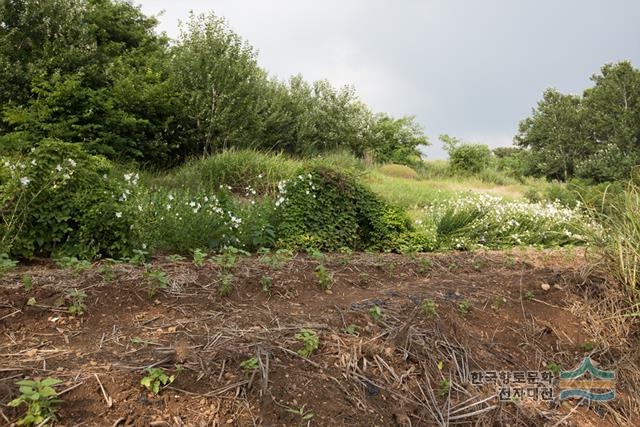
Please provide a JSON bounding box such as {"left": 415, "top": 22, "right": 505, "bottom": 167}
{"left": 559, "top": 357, "right": 615, "bottom": 401}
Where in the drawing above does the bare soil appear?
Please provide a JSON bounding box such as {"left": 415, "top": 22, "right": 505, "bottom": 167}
{"left": 0, "top": 249, "right": 637, "bottom": 426}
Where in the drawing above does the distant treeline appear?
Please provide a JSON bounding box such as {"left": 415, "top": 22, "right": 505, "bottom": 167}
{"left": 0, "top": 0, "right": 427, "bottom": 168}
{"left": 514, "top": 61, "right": 640, "bottom": 183}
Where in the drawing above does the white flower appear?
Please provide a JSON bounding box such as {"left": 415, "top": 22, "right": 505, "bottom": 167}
{"left": 67, "top": 159, "right": 76, "bottom": 168}
{"left": 168, "top": 194, "right": 174, "bottom": 201}
{"left": 55, "top": 164, "right": 63, "bottom": 172}
{"left": 166, "top": 204, "right": 172, "bottom": 210}
{"left": 115, "top": 212, "right": 122, "bottom": 218}
{"left": 30, "top": 159, "right": 37, "bottom": 166}
{"left": 20, "top": 176, "right": 30, "bottom": 186}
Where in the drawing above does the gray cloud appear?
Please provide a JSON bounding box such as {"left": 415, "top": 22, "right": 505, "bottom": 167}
{"left": 138, "top": 0, "right": 640, "bottom": 159}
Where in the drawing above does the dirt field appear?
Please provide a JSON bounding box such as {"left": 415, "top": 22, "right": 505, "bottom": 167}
{"left": 1, "top": 249, "right": 637, "bottom": 426}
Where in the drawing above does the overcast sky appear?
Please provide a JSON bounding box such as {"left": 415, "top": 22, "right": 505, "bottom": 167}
{"left": 138, "top": 0, "right": 640, "bottom": 159}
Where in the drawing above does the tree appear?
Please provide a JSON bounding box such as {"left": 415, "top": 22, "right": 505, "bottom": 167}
{"left": 367, "top": 115, "right": 427, "bottom": 164}
{"left": 515, "top": 89, "right": 587, "bottom": 181}
{"left": 440, "top": 135, "right": 491, "bottom": 174}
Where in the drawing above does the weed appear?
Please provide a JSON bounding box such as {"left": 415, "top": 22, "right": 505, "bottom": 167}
{"left": 22, "top": 275, "right": 33, "bottom": 291}
{"left": 438, "top": 378, "right": 451, "bottom": 398}
{"left": 144, "top": 270, "right": 169, "bottom": 298}
{"left": 491, "top": 296, "right": 506, "bottom": 310}
{"left": 418, "top": 258, "right": 433, "bottom": 273}
{"left": 66, "top": 288, "right": 87, "bottom": 316}
{"left": 580, "top": 341, "right": 595, "bottom": 352}
{"left": 422, "top": 299, "right": 438, "bottom": 319}
{"left": 27, "top": 297, "right": 37, "bottom": 306}
{"left": 165, "top": 254, "right": 186, "bottom": 262}
{"left": 98, "top": 265, "right": 116, "bottom": 282}
{"left": 126, "top": 248, "right": 149, "bottom": 266}
{"left": 457, "top": 299, "right": 471, "bottom": 316}
{"left": 341, "top": 324, "right": 359, "bottom": 335}
{"left": 473, "top": 259, "right": 486, "bottom": 271}
{"left": 259, "top": 248, "right": 293, "bottom": 268}
{"left": 307, "top": 247, "right": 327, "bottom": 263}
{"left": 286, "top": 404, "right": 315, "bottom": 424}
{"left": 295, "top": 329, "right": 319, "bottom": 358}
{"left": 219, "top": 273, "right": 234, "bottom": 296}
{"left": 240, "top": 357, "right": 259, "bottom": 372}
{"left": 9, "top": 378, "right": 63, "bottom": 426}
{"left": 54, "top": 256, "right": 91, "bottom": 271}
{"left": 192, "top": 248, "right": 207, "bottom": 266}
{"left": 369, "top": 305, "right": 382, "bottom": 321}
{"left": 547, "top": 362, "right": 561, "bottom": 376}
{"left": 523, "top": 290, "right": 535, "bottom": 301}
{"left": 357, "top": 272, "right": 370, "bottom": 284}
{"left": 0, "top": 253, "right": 18, "bottom": 276}
{"left": 260, "top": 276, "right": 273, "bottom": 293}
{"left": 505, "top": 256, "right": 516, "bottom": 268}
{"left": 141, "top": 367, "right": 175, "bottom": 395}
{"left": 315, "top": 264, "right": 332, "bottom": 290}
{"left": 448, "top": 262, "right": 459, "bottom": 272}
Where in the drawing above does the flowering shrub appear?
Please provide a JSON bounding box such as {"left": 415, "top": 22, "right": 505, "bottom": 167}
{"left": 0, "top": 140, "right": 139, "bottom": 258}
{"left": 418, "top": 193, "right": 587, "bottom": 250}
{"left": 274, "top": 166, "right": 412, "bottom": 251}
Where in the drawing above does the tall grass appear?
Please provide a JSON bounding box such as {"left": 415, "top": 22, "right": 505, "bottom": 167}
{"left": 589, "top": 183, "right": 640, "bottom": 293}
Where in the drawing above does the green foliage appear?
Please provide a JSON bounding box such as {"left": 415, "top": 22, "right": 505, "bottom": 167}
{"left": 421, "top": 299, "right": 438, "bottom": 319}
{"left": 144, "top": 270, "right": 168, "bottom": 298}
{"left": 516, "top": 61, "right": 640, "bottom": 183}
{"left": 0, "top": 252, "right": 18, "bottom": 275}
{"left": 295, "top": 329, "right": 319, "bottom": 358}
{"left": 523, "top": 290, "right": 535, "bottom": 301}
{"left": 22, "top": 275, "right": 33, "bottom": 291}
{"left": 547, "top": 362, "right": 561, "bottom": 376}
{"left": 341, "top": 324, "right": 359, "bottom": 335}
{"left": 192, "top": 248, "right": 207, "bottom": 266}
{"left": 260, "top": 276, "right": 273, "bottom": 293}
{"left": 276, "top": 166, "right": 412, "bottom": 251}
{"left": 165, "top": 254, "right": 186, "bottom": 262}
{"left": 367, "top": 114, "right": 428, "bottom": 165}
{"left": 66, "top": 288, "right": 87, "bottom": 316}
{"left": 315, "top": 264, "right": 333, "bottom": 290}
{"left": 437, "top": 378, "right": 451, "bottom": 398}
{"left": 457, "top": 299, "right": 471, "bottom": 316}
{"left": 285, "top": 404, "right": 315, "bottom": 423}
{"left": 140, "top": 367, "right": 175, "bottom": 395}
{"left": 8, "top": 378, "right": 63, "bottom": 426}
{"left": 441, "top": 135, "right": 492, "bottom": 174}
{"left": 369, "top": 305, "right": 382, "bottom": 321}
{"left": 54, "top": 256, "right": 91, "bottom": 271}
{"left": 219, "top": 273, "right": 234, "bottom": 296}
{"left": 240, "top": 357, "right": 259, "bottom": 372}
{"left": 1, "top": 141, "right": 139, "bottom": 259}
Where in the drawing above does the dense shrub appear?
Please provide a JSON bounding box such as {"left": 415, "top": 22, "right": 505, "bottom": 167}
{"left": 0, "top": 140, "right": 139, "bottom": 259}
{"left": 275, "top": 166, "right": 412, "bottom": 251}
{"left": 449, "top": 144, "right": 492, "bottom": 174}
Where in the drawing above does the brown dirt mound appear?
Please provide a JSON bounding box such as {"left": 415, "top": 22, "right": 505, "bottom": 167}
{"left": 0, "top": 249, "right": 637, "bottom": 426}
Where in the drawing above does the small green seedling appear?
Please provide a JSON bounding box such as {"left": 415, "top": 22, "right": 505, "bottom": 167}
{"left": 26, "top": 297, "right": 37, "bottom": 306}
{"left": 9, "top": 378, "right": 63, "bottom": 426}
{"left": 192, "top": 248, "right": 207, "bottom": 266}
{"left": 22, "top": 275, "right": 33, "bottom": 291}
{"left": 219, "top": 273, "right": 234, "bottom": 296}
{"left": 165, "top": 254, "right": 186, "bottom": 262}
{"left": 341, "top": 324, "right": 359, "bottom": 335}
{"left": 547, "top": 362, "right": 561, "bottom": 376}
{"left": 240, "top": 357, "right": 259, "bottom": 372}
{"left": 580, "top": 341, "right": 595, "bottom": 352}
{"left": 438, "top": 378, "right": 451, "bottom": 398}
{"left": 315, "top": 264, "right": 332, "bottom": 290}
{"left": 127, "top": 248, "right": 149, "bottom": 266}
{"left": 286, "top": 404, "right": 314, "bottom": 423}
{"left": 448, "top": 262, "right": 459, "bottom": 272}
{"left": 295, "top": 329, "right": 319, "bottom": 358}
{"left": 422, "top": 299, "right": 438, "bottom": 319}
{"left": 307, "top": 248, "right": 326, "bottom": 262}
{"left": 369, "top": 305, "right": 382, "bottom": 321}
{"left": 260, "top": 276, "right": 273, "bottom": 293}
{"left": 141, "top": 367, "right": 175, "bottom": 395}
{"left": 66, "top": 288, "right": 87, "bottom": 316}
{"left": 144, "top": 270, "right": 169, "bottom": 298}
{"left": 418, "top": 258, "right": 433, "bottom": 274}
{"left": 54, "top": 256, "right": 91, "bottom": 271}
{"left": 98, "top": 265, "right": 116, "bottom": 282}
{"left": 491, "top": 296, "right": 506, "bottom": 310}
{"left": 523, "top": 290, "right": 535, "bottom": 301}
{"left": 473, "top": 259, "right": 485, "bottom": 271}
{"left": 0, "top": 253, "right": 18, "bottom": 276}
{"left": 457, "top": 299, "right": 471, "bottom": 316}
